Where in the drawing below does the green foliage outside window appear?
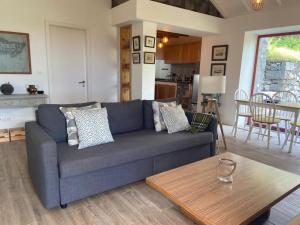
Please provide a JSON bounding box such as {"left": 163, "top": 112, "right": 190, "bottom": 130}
{"left": 267, "top": 35, "right": 300, "bottom": 61}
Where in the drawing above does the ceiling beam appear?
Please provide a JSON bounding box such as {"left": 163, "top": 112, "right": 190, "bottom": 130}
{"left": 276, "top": 0, "right": 283, "bottom": 6}
{"left": 209, "top": 0, "right": 228, "bottom": 18}
{"left": 240, "top": 0, "right": 253, "bottom": 13}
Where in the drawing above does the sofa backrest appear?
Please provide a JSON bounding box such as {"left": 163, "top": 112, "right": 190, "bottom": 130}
{"left": 37, "top": 102, "right": 96, "bottom": 142}
{"left": 102, "top": 99, "right": 144, "bottom": 135}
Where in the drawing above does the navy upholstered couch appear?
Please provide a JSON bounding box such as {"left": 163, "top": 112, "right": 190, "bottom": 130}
{"left": 25, "top": 100, "right": 217, "bottom": 209}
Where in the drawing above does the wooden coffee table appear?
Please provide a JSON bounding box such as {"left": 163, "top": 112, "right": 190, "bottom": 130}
{"left": 146, "top": 152, "right": 300, "bottom": 225}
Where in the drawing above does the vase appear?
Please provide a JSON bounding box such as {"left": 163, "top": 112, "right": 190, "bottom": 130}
{"left": 26, "top": 85, "right": 38, "bottom": 95}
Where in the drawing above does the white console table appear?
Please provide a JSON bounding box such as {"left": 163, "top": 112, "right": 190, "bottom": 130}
{"left": 0, "top": 94, "right": 48, "bottom": 108}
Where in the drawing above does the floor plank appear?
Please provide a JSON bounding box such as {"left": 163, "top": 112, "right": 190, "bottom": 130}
{"left": 0, "top": 126, "right": 299, "bottom": 225}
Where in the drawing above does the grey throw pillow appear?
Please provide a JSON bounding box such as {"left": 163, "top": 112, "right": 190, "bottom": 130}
{"left": 160, "top": 105, "right": 190, "bottom": 134}
{"left": 73, "top": 108, "right": 114, "bottom": 150}
{"left": 152, "top": 101, "right": 176, "bottom": 132}
{"left": 59, "top": 103, "right": 101, "bottom": 146}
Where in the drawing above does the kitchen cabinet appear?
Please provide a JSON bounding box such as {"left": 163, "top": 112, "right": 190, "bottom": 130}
{"left": 163, "top": 42, "right": 201, "bottom": 64}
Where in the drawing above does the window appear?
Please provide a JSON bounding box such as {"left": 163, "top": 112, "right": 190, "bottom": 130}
{"left": 251, "top": 32, "right": 300, "bottom": 99}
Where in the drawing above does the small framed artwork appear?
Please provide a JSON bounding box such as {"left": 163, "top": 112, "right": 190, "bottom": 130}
{"left": 132, "top": 36, "right": 140, "bottom": 51}
{"left": 144, "top": 36, "right": 156, "bottom": 48}
{"left": 211, "top": 63, "right": 226, "bottom": 76}
{"left": 132, "top": 53, "right": 140, "bottom": 64}
{"left": 0, "top": 31, "right": 32, "bottom": 74}
{"left": 212, "top": 45, "right": 228, "bottom": 61}
{"left": 144, "top": 52, "right": 155, "bottom": 64}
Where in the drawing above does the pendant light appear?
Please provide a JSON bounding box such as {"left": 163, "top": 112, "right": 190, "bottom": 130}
{"left": 162, "top": 36, "right": 169, "bottom": 43}
{"left": 158, "top": 41, "right": 164, "bottom": 48}
{"left": 251, "top": 0, "right": 264, "bottom": 11}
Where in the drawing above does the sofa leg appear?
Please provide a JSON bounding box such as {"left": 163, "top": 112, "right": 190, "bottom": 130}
{"left": 60, "top": 203, "right": 68, "bottom": 209}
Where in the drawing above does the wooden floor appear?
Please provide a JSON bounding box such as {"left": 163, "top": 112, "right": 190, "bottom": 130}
{"left": 0, "top": 126, "right": 300, "bottom": 225}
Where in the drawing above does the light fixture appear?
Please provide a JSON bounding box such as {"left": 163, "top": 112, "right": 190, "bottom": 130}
{"left": 251, "top": 0, "right": 264, "bottom": 11}
{"left": 200, "top": 76, "right": 226, "bottom": 95}
{"left": 158, "top": 42, "right": 164, "bottom": 48}
{"left": 162, "top": 36, "right": 169, "bottom": 43}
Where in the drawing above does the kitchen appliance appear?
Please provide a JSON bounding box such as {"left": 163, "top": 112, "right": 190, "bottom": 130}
{"left": 192, "top": 74, "right": 199, "bottom": 104}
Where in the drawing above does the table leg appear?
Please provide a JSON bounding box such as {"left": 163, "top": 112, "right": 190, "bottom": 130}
{"left": 289, "top": 110, "right": 299, "bottom": 153}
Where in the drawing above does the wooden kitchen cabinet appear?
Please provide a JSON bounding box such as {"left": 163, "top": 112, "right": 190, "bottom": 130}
{"left": 163, "top": 42, "right": 201, "bottom": 64}
{"left": 155, "top": 82, "right": 177, "bottom": 100}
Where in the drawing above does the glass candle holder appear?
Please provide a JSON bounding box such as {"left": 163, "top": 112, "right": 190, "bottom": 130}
{"left": 217, "top": 158, "right": 237, "bottom": 183}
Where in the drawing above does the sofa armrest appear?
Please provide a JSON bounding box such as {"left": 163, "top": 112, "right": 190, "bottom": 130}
{"left": 205, "top": 116, "right": 218, "bottom": 156}
{"left": 25, "top": 121, "right": 60, "bottom": 208}
{"left": 185, "top": 111, "right": 218, "bottom": 156}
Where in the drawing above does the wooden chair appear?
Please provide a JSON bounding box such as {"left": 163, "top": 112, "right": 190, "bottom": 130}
{"left": 246, "top": 93, "right": 281, "bottom": 149}
{"left": 232, "top": 89, "right": 251, "bottom": 137}
{"left": 272, "top": 91, "right": 297, "bottom": 139}
{"left": 282, "top": 121, "right": 300, "bottom": 151}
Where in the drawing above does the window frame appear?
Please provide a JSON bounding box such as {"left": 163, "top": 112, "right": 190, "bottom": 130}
{"left": 250, "top": 31, "right": 300, "bottom": 95}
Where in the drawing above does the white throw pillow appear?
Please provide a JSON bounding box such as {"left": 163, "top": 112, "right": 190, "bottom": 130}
{"left": 152, "top": 101, "right": 176, "bottom": 132}
{"left": 160, "top": 105, "right": 190, "bottom": 134}
{"left": 73, "top": 108, "right": 114, "bottom": 149}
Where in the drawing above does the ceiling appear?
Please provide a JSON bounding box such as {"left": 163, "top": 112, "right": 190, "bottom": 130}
{"left": 210, "top": 0, "right": 300, "bottom": 18}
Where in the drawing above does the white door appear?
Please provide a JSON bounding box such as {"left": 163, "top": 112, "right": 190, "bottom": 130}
{"left": 48, "top": 25, "right": 88, "bottom": 104}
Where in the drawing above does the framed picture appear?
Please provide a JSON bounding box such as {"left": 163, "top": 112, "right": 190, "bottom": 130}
{"left": 144, "top": 36, "right": 155, "bottom": 48}
{"left": 212, "top": 45, "right": 228, "bottom": 61}
{"left": 211, "top": 63, "right": 226, "bottom": 76}
{"left": 0, "top": 31, "right": 32, "bottom": 74}
{"left": 144, "top": 52, "right": 155, "bottom": 64}
{"left": 132, "top": 36, "right": 140, "bottom": 51}
{"left": 132, "top": 53, "right": 140, "bottom": 64}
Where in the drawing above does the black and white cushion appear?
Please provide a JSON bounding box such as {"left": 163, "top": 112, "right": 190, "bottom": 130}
{"left": 73, "top": 108, "right": 114, "bottom": 149}
{"left": 160, "top": 105, "right": 190, "bottom": 134}
{"left": 60, "top": 103, "right": 101, "bottom": 146}
{"left": 152, "top": 101, "right": 176, "bottom": 132}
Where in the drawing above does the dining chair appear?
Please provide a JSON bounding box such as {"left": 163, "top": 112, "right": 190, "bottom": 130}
{"left": 272, "top": 91, "right": 298, "bottom": 139}
{"left": 282, "top": 121, "right": 300, "bottom": 150}
{"left": 246, "top": 93, "right": 281, "bottom": 149}
{"left": 232, "top": 89, "right": 251, "bottom": 137}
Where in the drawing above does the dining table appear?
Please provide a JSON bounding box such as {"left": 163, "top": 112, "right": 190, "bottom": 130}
{"left": 235, "top": 99, "right": 300, "bottom": 153}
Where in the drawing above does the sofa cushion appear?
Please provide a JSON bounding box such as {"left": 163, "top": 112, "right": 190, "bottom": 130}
{"left": 73, "top": 108, "right": 114, "bottom": 149}
{"left": 102, "top": 100, "right": 143, "bottom": 134}
{"left": 37, "top": 102, "right": 96, "bottom": 142}
{"left": 57, "top": 129, "right": 213, "bottom": 178}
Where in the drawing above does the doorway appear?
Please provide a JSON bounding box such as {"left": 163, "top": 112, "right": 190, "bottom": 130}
{"left": 47, "top": 24, "right": 88, "bottom": 104}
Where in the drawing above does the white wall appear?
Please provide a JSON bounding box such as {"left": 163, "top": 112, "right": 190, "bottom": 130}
{"left": 0, "top": 0, "right": 118, "bottom": 128}
{"left": 199, "top": 3, "right": 300, "bottom": 125}
{"left": 131, "top": 21, "right": 157, "bottom": 100}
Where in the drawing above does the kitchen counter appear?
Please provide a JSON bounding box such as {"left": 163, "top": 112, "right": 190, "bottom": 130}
{"left": 155, "top": 82, "right": 177, "bottom": 100}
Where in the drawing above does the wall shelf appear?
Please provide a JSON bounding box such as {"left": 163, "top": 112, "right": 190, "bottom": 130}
{"left": 120, "top": 25, "right": 132, "bottom": 102}
{"left": 0, "top": 94, "right": 48, "bottom": 108}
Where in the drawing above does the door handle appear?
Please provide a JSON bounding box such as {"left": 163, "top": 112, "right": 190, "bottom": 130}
{"left": 78, "top": 80, "right": 86, "bottom": 87}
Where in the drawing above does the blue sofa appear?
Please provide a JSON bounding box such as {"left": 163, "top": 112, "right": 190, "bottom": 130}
{"left": 25, "top": 99, "right": 217, "bottom": 209}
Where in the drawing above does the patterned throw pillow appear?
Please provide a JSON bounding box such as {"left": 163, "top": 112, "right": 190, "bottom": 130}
{"left": 73, "top": 108, "right": 114, "bottom": 150}
{"left": 189, "top": 113, "right": 212, "bottom": 133}
{"left": 60, "top": 103, "right": 101, "bottom": 146}
{"left": 152, "top": 101, "right": 176, "bottom": 132}
{"left": 160, "top": 105, "right": 190, "bottom": 134}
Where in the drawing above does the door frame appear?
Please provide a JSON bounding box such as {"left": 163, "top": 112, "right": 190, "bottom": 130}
{"left": 45, "top": 21, "right": 90, "bottom": 103}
